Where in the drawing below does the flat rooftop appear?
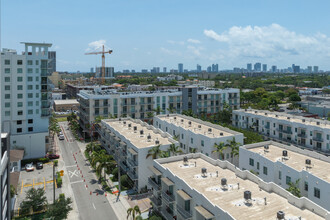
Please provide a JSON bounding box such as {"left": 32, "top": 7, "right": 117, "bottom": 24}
{"left": 157, "top": 115, "right": 238, "bottom": 138}
{"left": 105, "top": 119, "right": 172, "bottom": 149}
{"left": 248, "top": 144, "right": 330, "bottom": 182}
{"left": 235, "top": 109, "right": 330, "bottom": 129}
{"left": 160, "top": 157, "right": 323, "bottom": 220}
{"left": 53, "top": 99, "right": 79, "bottom": 105}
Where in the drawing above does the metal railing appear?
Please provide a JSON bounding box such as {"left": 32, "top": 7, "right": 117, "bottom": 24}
{"left": 176, "top": 204, "right": 192, "bottom": 219}
{"left": 150, "top": 195, "right": 162, "bottom": 207}
{"left": 313, "top": 137, "right": 323, "bottom": 142}
{"left": 127, "top": 170, "right": 138, "bottom": 180}
{"left": 161, "top": 191, "right": 175, "bottom": 203}
{"left": 148, "top": 177, "right": 161, "bottom": 191}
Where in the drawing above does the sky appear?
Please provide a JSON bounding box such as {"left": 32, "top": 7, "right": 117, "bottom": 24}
{"left": 2, "top": 0, "right": 330, "bottom": 72}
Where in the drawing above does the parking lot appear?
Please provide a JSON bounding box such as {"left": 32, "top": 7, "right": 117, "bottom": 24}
{"left": 16, "top": 162, "right": 62, "bottom": 208}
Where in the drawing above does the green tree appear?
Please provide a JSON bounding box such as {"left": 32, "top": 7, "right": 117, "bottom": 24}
{"left": 20, "top": 188, "right": 47, "bottom": 214}
{"left": 45, "top": 194, "right": 72, "bottom": 220}
{"left": 286, "top": 179, "right": 301, "bottom": 198}
{"left": 285, "top": 88, "right": 298, "bottom": 97}
{"left": 153, "top": 106, "right": 163, "bottom": 115}
{"left": 167, "top": 107, "right": 176, "bottom": 114}
{"left": 226, "top": 138, "right": 241, "bottom": 163}
{"left": 146, "top": 145, "right": 162, "bottom": 159}
{"left": 127, "top": 205, "right": 142, "bottom": 220}
{"left": 182, "top": 109, "right": 195, "bottom": 117}
{"left": 212, "top": 142, "right": 227, "bottom": 160}
{"left": 289, "top": 94, "right": 301, "bottom": 102}
{"left": 168, "top": 144, "right": 183, "bottom": 156}
{"left": 95, "top": 154, "right": 116, "bottom": 180}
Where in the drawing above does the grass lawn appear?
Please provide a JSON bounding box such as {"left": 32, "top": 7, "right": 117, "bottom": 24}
{"left": 56, "top": 117, "right": 67, "bottom": 122}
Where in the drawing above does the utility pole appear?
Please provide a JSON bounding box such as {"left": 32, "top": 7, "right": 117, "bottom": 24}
{"left": 53, "top": 163, "right": 55, "bottom": 204}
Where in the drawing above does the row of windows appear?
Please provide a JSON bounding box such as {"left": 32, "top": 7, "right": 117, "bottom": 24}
{"left": 17, "top": 119, "right": 33, "bottom": 124}
{"left": 4, "top": 83, "right": 40, "bottom": 91}
{"left": 5, "top": 109, "right": 39, "bottom": 116}
{"left": 4, "top": 93, "right": 40, "bottom": 99}
{"left": 4, "top": 76, "right": 40, "bottom": 82}
{"left": 4, "top": 101, "right": 40, "bottom": 108}
{"left": 16, "top": 127, "right": 34, "bottom": 133}
{"left": 4, "top": 60, "right": 23, "bottom": 65}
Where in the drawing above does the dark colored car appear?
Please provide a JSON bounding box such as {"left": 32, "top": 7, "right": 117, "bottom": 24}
{"left": 36, "top": 162, "right": 43, "bottom": 169}
{"left": 45, "top": 154, "right": 60, "bottom": 159}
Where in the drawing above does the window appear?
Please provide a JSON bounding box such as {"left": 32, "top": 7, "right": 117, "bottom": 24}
{"left": 17, "top": 128, "right": 22, "bottom": 133}
{"left": 36, "top": 93, "right": 39, "bottom": 98}
{"left": 17, "top": 111, "right": 23, "bottom": 115}
{"left": 5, "top": 60, "right": 10, "bottom": 65}
{"left": 5, "top": 111, "right": 10, "bottom": 116}
{"left": 28, "top": 127, "right": 33, "bottom": 132}
{"left": 17, "top": 68, "right": 23, "bottom": 73}
{"left": 286, "top": 176, "right": 291, "bottom": 185}
{"left": 28, "top": 110, "right": 33, "bottom": 115}
{"left": 36, "top": 101, "right": 39, "bottom": 106}
{"left": 28, "top": 85, "right": 33, "bottom": 90}
{"left": 327, "top": 135, "right": 329, "bottom": 140}
{"left": 17, "top": 102, "right": 23, "bottom": 107}
{"left": 304, "top": 182, "right": 308, "bottom": 191}
{"left": 28, "top": 101, "right": 33, "bottom": 107}
{"left": 36, "top": 60, "right": 39, "bottom": 65}
{"left": 17, "top": 120, "right": 22, "bottom": 125}
{"left": 28, "top": 119, "right": 33, "bottom": 124}
{"left": 249, "top": 158, "right": 254, "bottom": 166}
{"left": 36, "top": 109, "right": 39, "bottom": 114}
{"left": 181, "top": 134, "right": 184, "bottom": 139}
{"left": 257, "top": 162, "right": 260, "bottom": 170}
{"left": 279, "top": 171, "right": 282, "bottom": 180}
{"left": 263, "top": 166, "right": 268, "bottom": 175}
{"left": 36, "top": 85, "right": 39, "bottom": 89}
{"left": 17, "top": 60, "right": 23, "bottom": 65}
{"left": 314, "top": 187, "right": 320, "bottom": 199}
{"left": 17, "top": 85, "right": 23, "bottom": 90}
{"left": 28, "top": 93, "right": 33, "bottom": 98}
{"left": 201, "top": 140, "right": 204, "bottom": 147}
{"left": 17, "top": 94, "right": 23, "bottom": 99}
{"left": 35, "top": 68, "right": 39, "bottom": 73}
{"left": 27, "top": 68, "right": 33, "bottom": 74}
{"left": 28, "top": 77, "right": 33, "bottom": 82}
{"left": 191, "top": 138, "right": 193, "bottom": 144}
{"left": 27, "top": 60, "right": 33, "bottom": 65}
{"left": 5, "top": 77, "right": 10, "bottom": 82}
{"left": 5, "top": 68, "right": 10, "bottom": 74}
{"left": 36, "top": 76, "right": 39, "bottom": 81}
{"left": 166, "top": 127, "right": 168, "bottom": 132}
{"left": 5, "top": 103, "right": 10, "bottom": 108}
{"left": 17, "top": 77, "right": 23, "bottom": 82}
{"left": 5, "top": 85, "right": 10, "bottom": 90}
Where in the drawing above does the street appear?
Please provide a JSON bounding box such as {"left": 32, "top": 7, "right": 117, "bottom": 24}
{"left": 58, "top": 121, "right": 118, "bottom": 220}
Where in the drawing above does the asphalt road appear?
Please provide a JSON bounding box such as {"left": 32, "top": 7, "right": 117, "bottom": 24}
{"left": 58, "top": 121, "right": 117, "bottom": 220}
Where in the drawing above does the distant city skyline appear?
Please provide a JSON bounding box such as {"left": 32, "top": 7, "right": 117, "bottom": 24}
{"left": 3, "top": 0, "right": 330, "bottom": 71}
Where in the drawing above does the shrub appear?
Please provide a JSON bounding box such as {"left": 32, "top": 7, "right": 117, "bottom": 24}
{"left": 39, "top": 157, "right": 50, "bottom": 163}
{"left": 53, "top": 160, "right": 58, "bottom": 167}
{"left": 120, "top": 174, "right": 133, "bottom": 188}
{"left": 56, "top": 172, "right": 62, "bottom": 187}
{"left": 112, "top": 167, "right": 118, "bottom": 177}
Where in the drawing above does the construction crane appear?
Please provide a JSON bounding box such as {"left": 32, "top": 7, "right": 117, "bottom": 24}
{"left": 85, "top": 45, "right": 113, "bottom": 84}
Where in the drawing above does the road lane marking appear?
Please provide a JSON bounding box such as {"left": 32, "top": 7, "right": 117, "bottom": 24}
{"left": 70, "top": 180, "right": 83, "bottom": 184}
{"left": 44, "top": 177, "right": 46, "bottom": 190}
{"left": 33, "top": 179, "right": 34, "bottom": 188}
{"left": 21, "top": 180, "right": 24, "bottom": 194}
{"left": 69, "top": 170, "right": 79, "bottom": 178}
{"left": 66, "top": 165, "right": 78, "bottom": 168}
{"left": 92, "top": 203, "right": 96, "bottom": 210}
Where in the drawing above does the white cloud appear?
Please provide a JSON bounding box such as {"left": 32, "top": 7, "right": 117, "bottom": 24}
{"left": 160, "top": 47, "right": 181, "bottom": 56}
{"left": 187, "top": 39, "right": 201, "bottom": 44}
{"left": 86, "top": 39, "right": 107, "bottom": 52}
{"left": 167, "top": 40, "right": 185, "bottom": 45}
{"left": 187, "top": 45, "right": 202, "bottom": 56}
{"left": 203, "top": 24, "right": 330, "bottom": 60}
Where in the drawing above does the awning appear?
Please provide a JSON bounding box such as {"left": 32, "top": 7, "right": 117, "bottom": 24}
{"left": 177, "top": 190, "right": 191, "bottom": 200}
{"left": 149, "top": 166, "right": 162, "bottom": 176}
{"left": 128, "top": 148, "right": 138, "bottom": 155}
{"left": 161, "top": 177, "right": 174, "bottom": 186}
{"left": 195, "top": 206, "right": 214, "bottom": 219}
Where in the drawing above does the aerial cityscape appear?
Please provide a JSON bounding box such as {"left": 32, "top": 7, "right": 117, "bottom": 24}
{"left": 1, "top": 0, "right": 330, "bottom": 220}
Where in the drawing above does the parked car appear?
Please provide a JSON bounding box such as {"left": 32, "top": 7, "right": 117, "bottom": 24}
{"left": 58, "top": 131, "right": 63, "bottom": 137}
{"left": 36, "top": 162, "right": 43, "bottom": 170}
{"left": 45, "top": 154, "right": 60, "bottom": 159}
{"left": 25, "top": 163, "right": 34, "bottom": 172}
{"left": 59, "top": 134, "right": 65, "bottom": 140}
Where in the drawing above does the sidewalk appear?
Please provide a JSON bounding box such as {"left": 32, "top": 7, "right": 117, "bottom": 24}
{"left": 76, "top": 141, "right": 131, "bottom": 220}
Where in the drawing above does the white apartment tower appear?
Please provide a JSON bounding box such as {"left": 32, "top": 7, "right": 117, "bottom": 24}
{"left": 1, "top": 43, "right": 52, "bottom": 159}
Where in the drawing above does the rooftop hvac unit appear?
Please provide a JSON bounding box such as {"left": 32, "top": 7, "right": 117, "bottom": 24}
{"left": 188, "top": 121, "right": 192, "bottom": 126}
{"left": 119, "top": 118, "right": 122, "bottom": 121}
{"left": 198, "top": 125, "right": 201, "bottom": 129}
{"left": 275, "top": 115, "right": 278, "bottom": 117}
{"left": 167, "top": 114, "right": 169, "bottom": 117}
{"left": 155, "top": 140, "right": 160, "bottom": 145}
{"left": 255, "top": 111, "right": 257, "bottom": 113}
{"left": 183, "top": 156, "right": 188, "bottom": 163}
{"left": 287, "top": 117, "right": 290, "bottom": 120}
{"left": 220, "top": 132, "right": 223, "bottom": 136}
{"left": 244, "top": 191, "right": 251, "bottom": 200}
{"left": 174, "top": 117, "right": 177, "bottom": 120}
{"left": 282, "top": 150, "right": 288, "bottom": 157}
{"left": 306, "top": 159, "right": 311, "bottom": 165}
{"left": 208, "top": 128, "right": 212, "bottom": 133}
{"left": 221, "top": 178, "right": 227, "bottom": 186}
{"left": 201, "top": 168, "right": 207, "bottom": 175}
{"left": 140, "top": 130, "right": 144, "bottom": 135}
{"left": 133, "top": 126, "right": 137, "bottom": 131}
{"left": 181, "top": 119, "right": 184, "bottom": 123}
{"left": 123, "top": 121, "right": 126, "bottom": 125}
{"left": 147, "top": 134, "right": 151, "bottom": 140}
{"left": 264, "top": 145, "right": 269, "bottom": 150}
{"left": 265, "top": 113, "right": 268, "bottom": 115}
{"left": 128, "top": 123, "right": 131, "bottom": 128}
{"left": 277, "top": 211, "right": 285, "bottom": 220}
{"left": 317, "top": 122, "right": 320, "bottom": 125}
{"left": 245, "top": 109, "right": 247, "bottom": 111}
{"left": 302, "top": 119, "right": 305, "bottom": 123}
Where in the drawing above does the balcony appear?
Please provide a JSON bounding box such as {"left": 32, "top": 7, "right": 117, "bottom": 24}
{"left": 127, "top": 158, "right": 138, "bottom": 167}
{"left": 127, "top": 170, "right": 138, "bottom": 180}
{"left": 160, "top": 207, "right": 175, "bottom": 220}
{"left": 298, "top": 133, "right": 307, "bottom": 138}
{"left": 277, "top": 128, "right": 292, "bottom": 134}
{"left": 313, "top": 137, "right": 323, "bottom": 142}
{"left": 148, "top": 177, "right": 161, "bottom": 191}
{"left": 150, "top": 195, "right": 162, "bottom": 207}
{"left": 161, "top": 191, "right": 175, "bottom": 203}
{"left": 176, "top": 204, "right": 192, "bottom": 219}
{"left": 265, "top": 125, "right": 270, "bottom": 129}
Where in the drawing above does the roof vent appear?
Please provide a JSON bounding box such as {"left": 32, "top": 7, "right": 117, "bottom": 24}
{"left": 188, "top": 121, "right": 192, "bottom": 126}
{"left": 255, "top": 111, "right": 257, "bottom": 114}
{"left": 119, "top": 118, "right": 121, "bottom": 121}
{"left": 123, "top": 121, "right": 126, "bottom": 125}
{"left": 201, "top": 168, "right": 207, "bottom": 175}
{"left": 133, "top": 126, "right": 137, "bottom": 131}
{"left": 183, "top": 156, "right": 188, "bottom": 163}
{"left": 282, "top": 150, "right": 288, "bottom": 157}
{"left": 244, "top": 191, "right": 252, "bottom": 200}
{"left": 302, "top": 119, "right": 305, "bottom": 123}
{"left": 306, "top": 159, "right": 311, "bottom": 165}
{"left": 181, "top": 119, "right": 184, "bottom": 123}
{"left": 275, "top": 115, "right": 278, "bottom": 117}
{"left": 147, "top": 134, "right": 151, "bottom": 140}
{"left": 245, "top": 109, "right": 247, "bottom": 112}
{"left": 155, "top": 140, "right": 160, "bottom": 145}
{"left": 198, "top": 125, "right": 201, "bottom": 129}
{"left": 167, "top": 114, "right": 169, "bottom": 117}
{"left": 220, "top": 132, "right": 223, "bottom": 136}
{"left": 317, "top": 121, "right": 320, "bottom": 125}
{"left": 287, "top": 117, "right": 290, "bottom": 120}
{"left": 208, "top": 128, "right": 212, "bottom": 133}
{"left": 140, "top": 130, "right": 144, "bottom": 135}
{"left": 265, "top": 113, "right": 267, "bottom": 116}
{"left": 264, "top": 145, "right": 269, "bottom": 150}
{"left": 221, "top": 178, "right": 227, "bottom": 186}
{"left": 128, "top": 123, "right": 131, "bottom": 128}
{"left": 174, "top": 117, "right": 177, "bottom": 120}
{"left": 277, "top": 211, "right": 285, "bottom": 220}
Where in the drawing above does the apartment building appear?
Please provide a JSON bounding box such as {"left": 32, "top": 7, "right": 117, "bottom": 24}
{"left": 1, "top": 43, "right": 52, "bottom": 159}
{"left": 148, "top": 153, "right": 329, "bottom": 220}
{"left": 66, "top": 84, "right": 113, "bottom": 99}
{"left": 78, "top": 87, "right": 240, "bottom": 136}
{"left": 98, "top": 118, "right": 178, "bottom": 192}
{"left": 232, "top": 109, "right": 330, "bottom": 154}
{"left": 240, "top": 141, "right": 330, "bottom": 211}
{"left": 153, "top": 114, "right": 243, "bottom": 164}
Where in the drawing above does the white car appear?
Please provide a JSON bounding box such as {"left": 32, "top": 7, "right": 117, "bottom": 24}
{"left": 25, "top": 163, "right": 34, "bottom": 172}
{"left": 59, "top": 134, "right": 65, "bottom": 140}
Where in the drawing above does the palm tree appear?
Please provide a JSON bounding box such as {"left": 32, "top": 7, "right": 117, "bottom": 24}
{"left": 95, "top": 154, "right": 116, "bottom": 180}
{"left": 159, "top": 151, "right": 170, "bottom": 158}
{"left": 226, "top": 138, "right": 241, "bottom": 163}
{"left": 146, "top": 145, "right": 162, "bottom": 159}
{"left": 190, "top": 148, "right": 197, "bottom": 153}
{"left": 90, "top": 149, "right": 107, "bottom": 168}
{"left": 287, "top": 179, "right": 301, "bottom": 198}
{"left": 168, "top": 144, "right": 183, "bottom": 156}
{"left": 212, "top": 142, "right": 227, "bottom": 160}
{"left": 146, "top": 112, "right": 154, "bottom": 124}
{"left": 127, "top": 205, "right": 141, "bottom": 220}
{"left": 153, "top": 106, "right": 163, "bottom": 115}
{"left": 167, "top": 107, "right": 176, "bottom": 114}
